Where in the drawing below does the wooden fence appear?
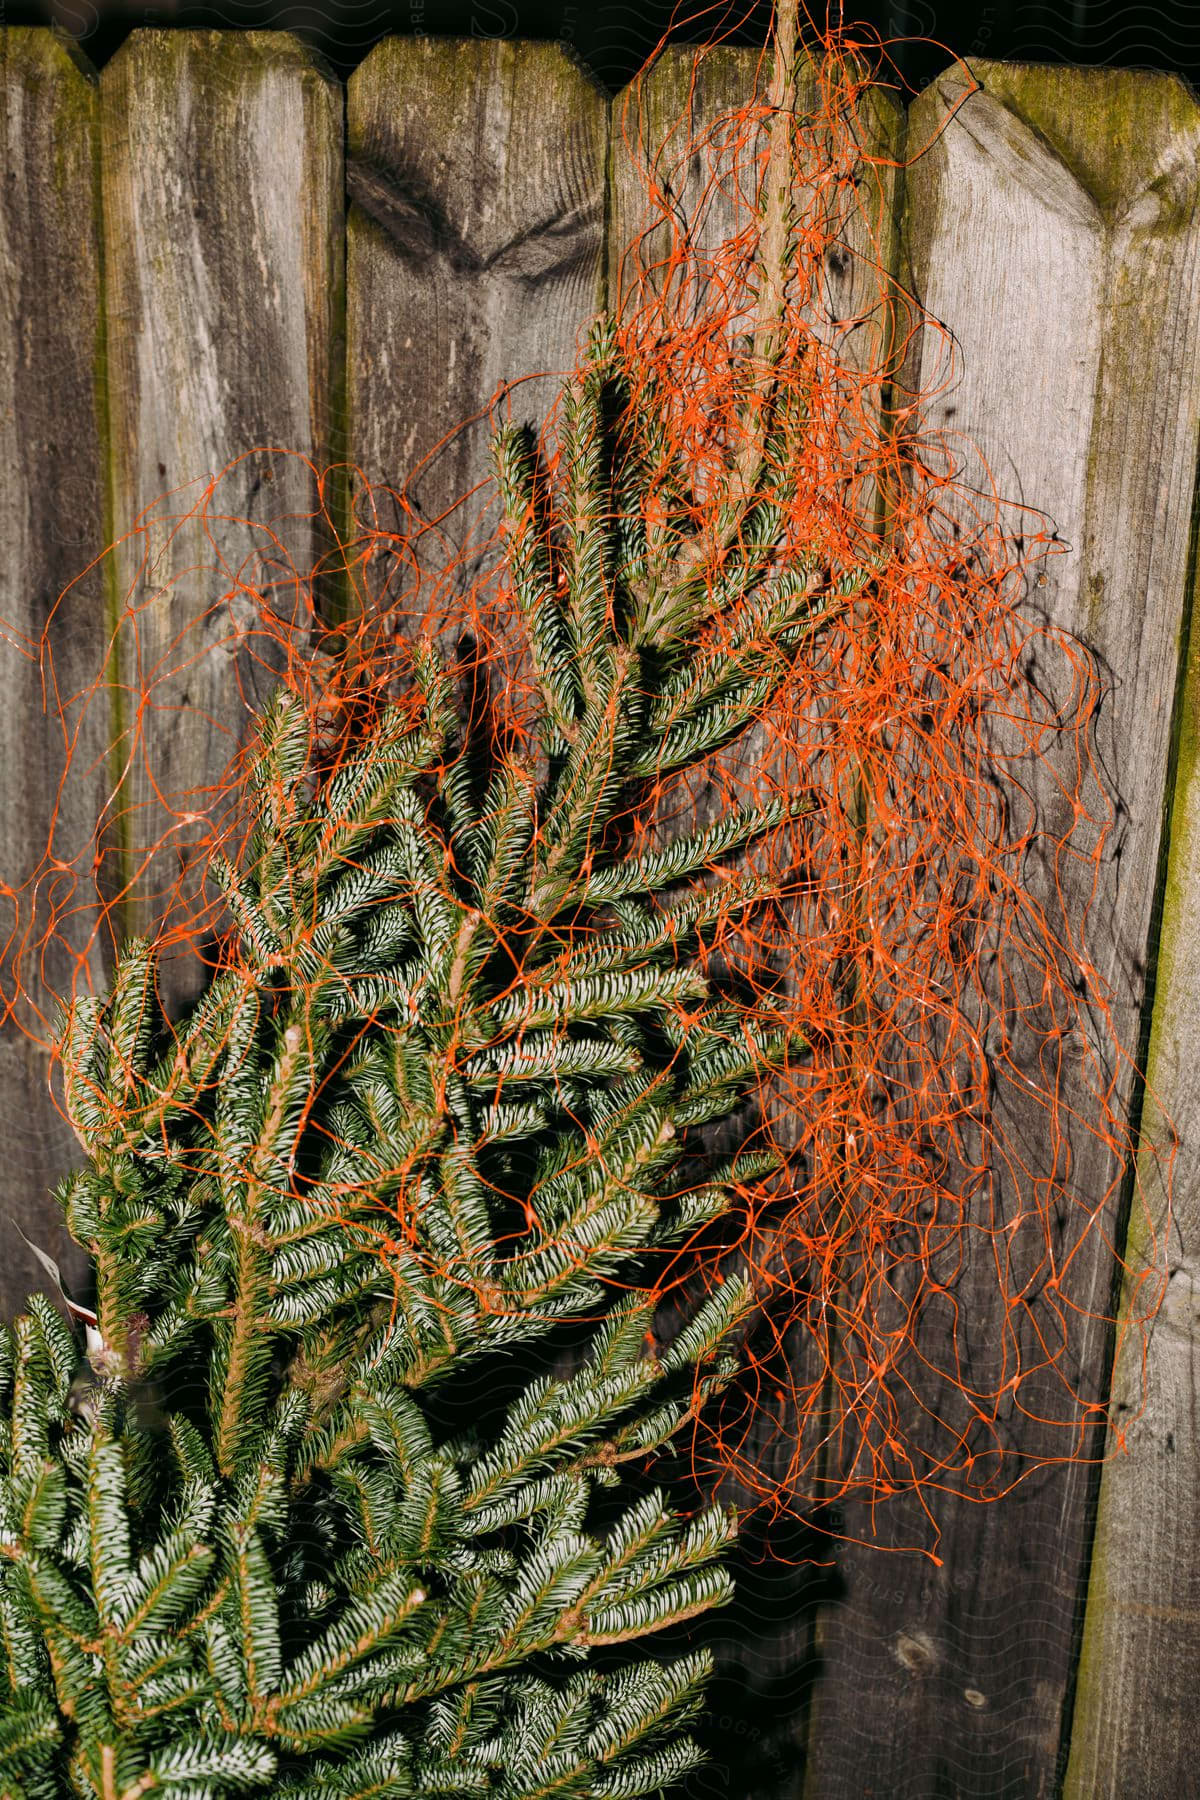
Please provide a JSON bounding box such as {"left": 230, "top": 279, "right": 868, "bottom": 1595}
{"left": 1, "top": 26, "right": 1197, "bottom": 1798}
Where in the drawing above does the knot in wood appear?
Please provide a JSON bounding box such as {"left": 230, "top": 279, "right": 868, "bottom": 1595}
{"left": 892, "top": 1629, "right": 938, "bottom": 1677}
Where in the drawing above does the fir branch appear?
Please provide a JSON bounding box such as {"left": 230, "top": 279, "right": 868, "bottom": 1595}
{"left": 1, "top": 27, "right": 847, "bottom": 1778}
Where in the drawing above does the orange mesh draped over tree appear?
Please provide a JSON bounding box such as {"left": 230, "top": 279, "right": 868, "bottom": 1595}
{"left": 0, "top": 0, "right": 1170, "bottom": 1558}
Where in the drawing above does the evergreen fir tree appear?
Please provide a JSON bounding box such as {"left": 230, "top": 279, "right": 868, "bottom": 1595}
{"left": 0, "top": 307, "right": 872, "bottom": 1798}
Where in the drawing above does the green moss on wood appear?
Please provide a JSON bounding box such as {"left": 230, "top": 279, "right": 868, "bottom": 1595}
{"left": 905, "top": 60, "right": 1200, "bottom": 311}
{"left": 1062, "top": 497, "right": 1200, "bottom": 1795}
{"left": 956, "top": 60, "right": 1200, "bottom": 224}
{"left": 1127, "top": 502, "right": 1200, "bottom": 1274}
{"left": 1062, "top": 267, "right": 1200, "bottom": 1800}
{"left": 39, "top": 32, "right": 98, "bottom": 203}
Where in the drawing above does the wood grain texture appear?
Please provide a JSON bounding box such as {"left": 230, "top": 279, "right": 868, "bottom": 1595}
{"left": 1064, "top": 365, "right": 1200, "bottom": 1794}
{"left": 346, "top": 35, "right": 607, "bottom": 607}
{"left": 0, "top": 29, "right": 109, "bottom": 1318}
{"left": 610, "top": 47, "right": 904, "bottom": 1798}
{"left": 608, "top": 44, "right": 765, "bottom": 324}
{"left": 99, "top": 29, "right": 342, "bottom": 1015}
{"left": 803, "top": 65, "right": 1200, "bottom": 1800}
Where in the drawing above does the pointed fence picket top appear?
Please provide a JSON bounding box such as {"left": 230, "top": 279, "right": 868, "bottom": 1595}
{"left": 800, "top": 64, "right": 1200, "bottom": 1800}
{"left": 99, "top": 29, "right": 343, "bottom": 1020}
{"left": 0, "top": 29, "right": 110, "bottom": 1315}
{"left": 346, "top": 36, "right": 608, "bottom": 622}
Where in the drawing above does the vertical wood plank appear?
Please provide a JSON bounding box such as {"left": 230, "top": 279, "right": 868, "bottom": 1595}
{"left": 346, "top": 36, "right": 608, "bottom": 603}
{"left": 803, "top": 65, "right": 1200, "bottom": 1800}
{"left": 608, "top": 45, "right": 764, "bottom": 324}
{"left": 610, "top": 46, "right": 904, "bottom": 1797}
{"left": 100, "top": 29, "right": 342, "bottom": 1015}
{"left": 1064, "top": 489, "right": 1200, "bottom": 1786}
{"left": 0, "top": 29, "right": 109, "bottom": 1318}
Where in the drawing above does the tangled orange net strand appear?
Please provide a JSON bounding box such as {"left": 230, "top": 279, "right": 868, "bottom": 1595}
{"left": 0, "top": 0, "right": 1171, "bottom": 1559}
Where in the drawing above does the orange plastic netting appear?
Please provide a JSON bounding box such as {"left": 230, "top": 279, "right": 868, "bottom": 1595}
{"left": 0, "top": 1, "right": 1172, "bottom": 1556}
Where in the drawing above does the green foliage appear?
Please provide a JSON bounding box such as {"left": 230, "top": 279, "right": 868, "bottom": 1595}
{"left": 0, "top": 317, "right": 844, "bottom": 1798}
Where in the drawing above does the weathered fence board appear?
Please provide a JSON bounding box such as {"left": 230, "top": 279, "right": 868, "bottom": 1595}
{"left": 99, "top": 29, "right": 342, "bottom": 1015}
{"left": 801, "top": 64, "right": 1200, "bottom": 1800}
{"left": 346, "top": 36, "right": 607, "bottom": 613}
{"left": 0, "top": 29, "right": 110, "bottom": 1317}
{"left": 1064, "top": 485, "right": 1200, "bottom": 1787}
{"left": 608, "top": 44, "right": 762, "bottom": 327}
